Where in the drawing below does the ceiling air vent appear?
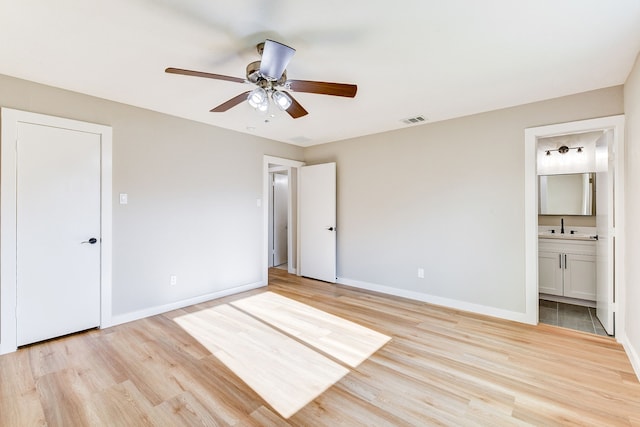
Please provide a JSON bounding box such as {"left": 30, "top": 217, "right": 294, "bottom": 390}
{"left": 401, "top": 115, "right": 427, "bottom": 125}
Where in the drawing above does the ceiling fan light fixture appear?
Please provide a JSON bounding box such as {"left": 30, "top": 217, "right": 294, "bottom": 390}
{"left": 256, "top": 99, "right": 269, "bottom": 112}
{"left": 272, "top": 90, "right": 292, "bottom": 110}
{"left": 247, "top": 87, "right": 268, "bottom": 109}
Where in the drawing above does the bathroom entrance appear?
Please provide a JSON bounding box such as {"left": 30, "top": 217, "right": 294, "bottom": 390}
{"left": 524, "top": 115, "right": 625, "bottom": 338}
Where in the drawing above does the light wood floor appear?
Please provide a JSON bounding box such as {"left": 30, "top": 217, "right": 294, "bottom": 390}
{"left": 2, "top": 268, "right": 639, "bottom": 426}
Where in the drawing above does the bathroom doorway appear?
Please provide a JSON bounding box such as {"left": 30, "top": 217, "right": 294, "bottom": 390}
{"left": 524, "top": 115, "right": 625, "bottom": 339}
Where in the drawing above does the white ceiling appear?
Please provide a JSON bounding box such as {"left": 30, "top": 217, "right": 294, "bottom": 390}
{"left": 1, "top": 1, "right": 639, "bottom": 147}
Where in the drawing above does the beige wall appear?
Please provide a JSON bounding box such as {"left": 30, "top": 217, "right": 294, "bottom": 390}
{"left": 304, "top": 86, "right": 623, "bottom": 313}
{"left": 624, "top": 53, "right": 640, "bottom": 372}
{"left": 0, "top": 71, "right": 631, "bottom": 334}
{"left": 0, "top": 74, "right": 304, "bottom": 320}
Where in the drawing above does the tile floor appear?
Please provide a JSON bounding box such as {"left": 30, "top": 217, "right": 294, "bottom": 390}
{"left": 539, "top": 299, "right": 609, "bottom": 336}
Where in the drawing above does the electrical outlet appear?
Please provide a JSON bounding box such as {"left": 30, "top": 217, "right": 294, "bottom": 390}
{"left": 170, "top": 275, "right": 177, "bottom": 286}
{"left": 417, "top": 268, "right": 425, "bottom": 279}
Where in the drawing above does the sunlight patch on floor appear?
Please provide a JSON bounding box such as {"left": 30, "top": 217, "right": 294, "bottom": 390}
{"left": 174, "top": 293, "right": 390, "bottom": 418}
{"left": 231, "top": 292, "right": 391, "bottom": 368}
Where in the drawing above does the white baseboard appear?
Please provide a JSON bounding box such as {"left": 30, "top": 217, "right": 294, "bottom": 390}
{"left": 106, "top": 281, "right": 265, "bottom": 328}
{"left": 336, "top": 277, "right": 530, "bottom": 324}
{"left": 619, "top": 332, "right": 640, "bottom": 381}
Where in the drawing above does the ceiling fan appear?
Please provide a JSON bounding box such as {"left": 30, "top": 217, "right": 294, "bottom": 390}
{"left": 165, "top": 39, "right": 357, "bottom": 119}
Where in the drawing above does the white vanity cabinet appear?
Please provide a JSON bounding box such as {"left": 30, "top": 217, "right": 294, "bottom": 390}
{"left": 538, "top": 238, "right": 596, "bottom": 301}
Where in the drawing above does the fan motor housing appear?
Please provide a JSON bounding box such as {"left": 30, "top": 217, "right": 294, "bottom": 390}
{"left": 246, "top": 60, "right": 287, "bottom": 87}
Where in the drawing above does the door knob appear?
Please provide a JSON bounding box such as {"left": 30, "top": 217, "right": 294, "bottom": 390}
{"left": 326, "top": 226, "right": 335, "bottom": 231}
{"left": 81, "top": 237, "right": 98, "bottom": 244}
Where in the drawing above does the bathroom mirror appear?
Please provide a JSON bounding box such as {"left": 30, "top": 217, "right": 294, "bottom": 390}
{"left": 539, "top": 173, "right": 595, "bottom": 216}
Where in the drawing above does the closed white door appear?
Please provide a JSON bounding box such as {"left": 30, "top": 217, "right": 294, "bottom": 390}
{"left": 299, "top": 163, "right": 336, "bottom": 283}
{"left": 16, "top": 122, "right": 101, "bottom": 346}
{"left": 273, "top": 173, "right": 289, "bottom": 266}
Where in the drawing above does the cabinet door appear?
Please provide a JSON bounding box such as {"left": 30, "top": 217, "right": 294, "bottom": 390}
{"left": 539, "top": 250, "right": 563, "bottom": 296}
{"left": 564, "top": 253, "right": 596, "bottom": 300}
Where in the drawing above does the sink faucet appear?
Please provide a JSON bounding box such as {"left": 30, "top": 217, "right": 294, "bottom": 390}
{"left": 560, "top": 218, "right": 565, "bottom": 234}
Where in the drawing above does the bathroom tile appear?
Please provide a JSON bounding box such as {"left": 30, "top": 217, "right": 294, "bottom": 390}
{"left": 539, "top": 307, "right": 558, "bottom": 325}
{"left": 558, "top": 302, "right": 590, "bottom": 316}
{"left": 538, "top": 300, "right": 611, "bottom": 336}
{"left": 557, "top": 314, "right": 579, "bottom": 329}
{"left": 589, "top": 309, "right": 611, "bottom": 337}
{"left": 557, "top": 309, "right": 587, "bottom": 322}
{"left": 594, "top": 323, "right": 609, "bottom": 337}
{"left": 572, "top": 320, "right": 597, "bottom": 334}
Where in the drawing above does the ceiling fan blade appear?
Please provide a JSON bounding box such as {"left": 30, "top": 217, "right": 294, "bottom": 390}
{"left": 210, "top": 91, "right": 251, "bottom": 112}
{"left": 166, "top": 67, "right": 245, "bottom": 84}
{"left": 259, "top": 40, "right": 295, "bottom": 81}
{"left": 285, "top": 80, "right": 357, "bottom": 98}
{"left": 283, "top": 91, "right": 308, "bottom": 119}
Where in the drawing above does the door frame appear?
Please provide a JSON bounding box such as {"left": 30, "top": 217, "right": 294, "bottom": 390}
{"left": 524, "top": 115, "right": 625, "bottom": 338}
{"left": 262, "top": 156, "right": 304, "bottom": 284}
{"left": 0, "top": 108, "right": 113, "bottom": 355}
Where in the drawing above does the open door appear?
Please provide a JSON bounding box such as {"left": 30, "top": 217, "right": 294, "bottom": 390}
{"left": 595, "top": 130, "right": 614, "bottom": 335}
{"left": 299, "top": 163, "right": 336, "bottom": 283}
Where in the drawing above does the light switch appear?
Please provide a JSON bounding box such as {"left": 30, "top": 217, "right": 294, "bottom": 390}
{"left": 256, "top": 198, "right": 262, "bottom": 208}
{"left": 119, "top": 193, "right": 128, "bottom": 205}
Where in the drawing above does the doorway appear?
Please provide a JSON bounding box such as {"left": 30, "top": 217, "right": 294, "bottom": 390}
{"left": 262, "top": 156, "right": 304, "bottom": 284}
{"left": 269, "top": 170, "right": 289, "bottom": 269}
{"left": 524, "top": 115, "right": 625, "bottom": 340}
{"left": 0, "top": 108, "right": 113, "bottom": 355}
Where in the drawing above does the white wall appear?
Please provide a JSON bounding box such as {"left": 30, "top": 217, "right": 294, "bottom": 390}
{"left": 304, "top": 87, "right": 623, "bottom": 317}
{"left": 0, "top": 73, "right": 303, "bottom": 326}
{"left": 624, "top": 52, "right": 640, "bottom": 376}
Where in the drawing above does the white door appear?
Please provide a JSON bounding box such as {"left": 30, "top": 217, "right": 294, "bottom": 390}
{"left": 596, "top": 130, "right": 614, "bottom": 335}
{"left": 273, "top": 173, "right": 289, "bottom": 266}
{"left": 16, "top": 122, "right": 101, "bottom": 346}
{"left": 299, "top": 163, "right": 336, "bottom": 283}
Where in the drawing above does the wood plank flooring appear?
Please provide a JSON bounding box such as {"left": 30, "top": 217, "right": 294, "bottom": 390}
{"left": 1, "top": 268, "right": 639, "bottom": 426}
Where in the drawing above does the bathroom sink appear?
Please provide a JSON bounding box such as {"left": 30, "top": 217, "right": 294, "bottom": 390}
{"left": 538, "top": 232, "right": 597, "bottom": 241}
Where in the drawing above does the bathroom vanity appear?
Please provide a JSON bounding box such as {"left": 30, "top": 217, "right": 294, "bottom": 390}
{"left": 538, "top": 233, "right": 597, "bottom": 302}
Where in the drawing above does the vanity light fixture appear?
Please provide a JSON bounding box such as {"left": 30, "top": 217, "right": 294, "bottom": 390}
{"left": 545, "top": 145, "right": 584, "bottom": 156}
